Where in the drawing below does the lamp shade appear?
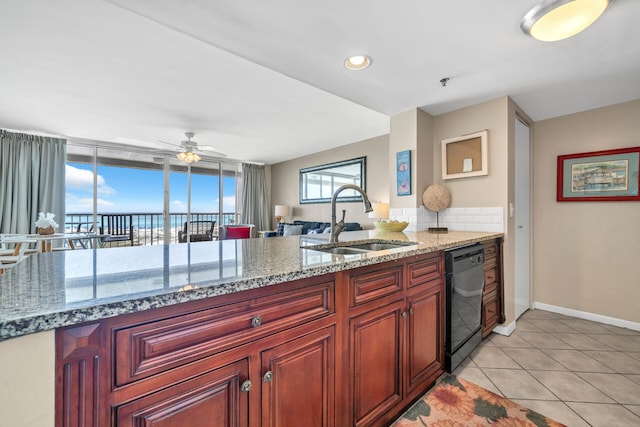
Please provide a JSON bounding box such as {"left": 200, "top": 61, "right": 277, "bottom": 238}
{"left": 274, "top": 205, "right": 291, "bottom": 217}
{"left": 176, "top": 151, "right": 201, "bottom": 164}
{"left": 521, "top": 0, "right": 609, "bottom": 41}
{"left": 368, "top": 202, "right": 390, "bottom": 219}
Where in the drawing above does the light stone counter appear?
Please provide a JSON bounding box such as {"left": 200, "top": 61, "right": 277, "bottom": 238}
{"left": 0, "top": 230, "right": 502, "bottom": 341}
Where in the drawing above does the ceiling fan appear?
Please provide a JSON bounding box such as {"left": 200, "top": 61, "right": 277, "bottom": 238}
{"left": 159, "top": 132, "right": 227, "bottom": 161}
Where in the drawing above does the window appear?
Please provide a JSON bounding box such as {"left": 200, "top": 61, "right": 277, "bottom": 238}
{"left": 65, "top": 142, "right": 241, "bottom": 245}
{"left": 299, "top": 157, "right": 366, "bottom": 204}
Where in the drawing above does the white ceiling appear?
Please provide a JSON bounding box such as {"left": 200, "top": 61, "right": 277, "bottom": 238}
{"left": 1, "top": 0, "right": 639, "bottom": 165}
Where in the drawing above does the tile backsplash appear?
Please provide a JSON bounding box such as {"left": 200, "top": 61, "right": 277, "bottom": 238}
{"left": 389, "top": 206, "right": 504, "bottom": 233}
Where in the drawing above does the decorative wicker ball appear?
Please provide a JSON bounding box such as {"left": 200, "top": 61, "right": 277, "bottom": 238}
{"left": 422, "top": 184, "right": 451, "bottom": 212}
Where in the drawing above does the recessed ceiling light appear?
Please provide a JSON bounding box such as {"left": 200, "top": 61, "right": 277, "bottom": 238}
{"left": 521, "top": 0, "right": 609, "bottom": 42}
{"left": 344, "top": 55, "right": 371, "bottom": 71}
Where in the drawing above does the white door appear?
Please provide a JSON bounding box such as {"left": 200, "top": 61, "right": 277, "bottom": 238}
{"left": 514, "top": 118, "right": 531, "bottom": 320}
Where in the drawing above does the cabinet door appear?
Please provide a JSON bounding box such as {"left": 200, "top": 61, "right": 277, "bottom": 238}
{"left": 405, "top": 281, "right": 444, "bottom": 396}
{"left": 116, "top": 359, "right": 250, "bottom": 427}
{"left": 261, "top": 326, "right": 335, "bottom": 427}
{"left": 349, "top": 300, "right": 404, "bottom": 427}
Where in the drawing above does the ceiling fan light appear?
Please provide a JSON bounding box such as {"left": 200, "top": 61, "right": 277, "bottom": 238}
{"left": 344, "top": 55, "right": 371, "bottom": 71}
{"left": 176, "top": 151, "right": 201, "bottom": 164}
{"left": 521, "top": 0, "right": 609, "bottom": 42}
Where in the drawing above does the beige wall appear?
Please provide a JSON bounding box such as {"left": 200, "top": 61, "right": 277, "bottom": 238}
{"left": 389, "top": 109, "right": 435, "bottom": 208}
{"left": 270, "top": 134, "right": 389, "bottom": 229}
{"left": 432, "top": 97, "right": 516, "bottom": 325}
{"left": 532, "top": 99, "right": 640, "bottom": 323}
{"left": 432, "top": 97, "right": 510, "bottom": 208}
{"left": 0, "top": 331, "right": 55, "bottom": 427}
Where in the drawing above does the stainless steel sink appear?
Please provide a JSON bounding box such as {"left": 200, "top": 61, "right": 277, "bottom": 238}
{"left": 346, "top": 242, "right": 412, "bottom": 251}
{"left": 303, "top": 240, "right": 418, "bottom": 254}
{"left": 316, "top": 247, "right": 371, "bottom": 255}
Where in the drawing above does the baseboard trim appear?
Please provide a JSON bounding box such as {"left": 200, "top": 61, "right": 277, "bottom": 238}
{"left": 492, "top": 321, "right": 516, "bottom": 336}
{"left": 533, "top": 302, "right": 640, "bottom": 332}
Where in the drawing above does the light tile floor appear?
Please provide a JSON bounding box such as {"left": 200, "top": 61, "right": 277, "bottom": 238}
{"left": 453, "top": 309, "right": 640, "bottom": 426}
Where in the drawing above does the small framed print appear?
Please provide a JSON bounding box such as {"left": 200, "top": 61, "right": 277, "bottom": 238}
{"left": 396, "top": 150, "right": 411, "bottom": 196}
{"left": 557, "top": 147, "right": 640, "bottom": 202}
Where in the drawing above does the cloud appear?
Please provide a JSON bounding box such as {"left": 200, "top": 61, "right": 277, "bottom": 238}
{"left": 66, "top": 194, "right": 115, "bottom": 212}
{"left": 172, "top": 200, "right": 185, "bottom": 209}
{"left": 66, "top": 164, "right": 115, "bottom": 196}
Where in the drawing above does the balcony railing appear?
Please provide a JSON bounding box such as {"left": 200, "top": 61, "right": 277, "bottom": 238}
{"left": 65, "top": 213, "right": 239, "bottom": 247}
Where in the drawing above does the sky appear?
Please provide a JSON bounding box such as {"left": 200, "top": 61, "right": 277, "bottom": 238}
{"left": 65, "top": 163, "right": 237, "bottom": 214}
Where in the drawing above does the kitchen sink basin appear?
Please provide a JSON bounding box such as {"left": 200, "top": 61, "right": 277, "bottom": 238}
{"left": 303, "top": 240, "right": 418, "bottom": 255}
{"left": 316, "top": 246, "right": 371, "bottom": 255}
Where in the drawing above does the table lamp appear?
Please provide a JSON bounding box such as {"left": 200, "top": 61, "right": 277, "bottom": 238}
{"left": 274, "top": 205, "right": 291, "bottom": 223}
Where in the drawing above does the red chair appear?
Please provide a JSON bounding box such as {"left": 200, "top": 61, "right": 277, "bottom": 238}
{"left": 220, "top": 224, "right": 255, "bottom": 240}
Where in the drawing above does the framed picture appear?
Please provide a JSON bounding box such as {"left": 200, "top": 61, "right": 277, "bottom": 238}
{"left": 442, "top": 130, "right": 488, "bottom": 180}
{"left": 557, "top": 147, "right": 640, "bottom": 202}
{"left": 396, "top": 150, "right": 411, "bottom": 196}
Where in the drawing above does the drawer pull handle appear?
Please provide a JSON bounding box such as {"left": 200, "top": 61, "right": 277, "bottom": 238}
{"left": 251, "top": 316, "right": 263, "bottom": 328}
{"left": 263, "top": 371, "right": 273, "bottom": 383}
{"left": 401, "top": 311, "right": 407, "bottom": 318}
{"left": 409, "top": 307, "right": 414, "bottom": 315}
{"left": 241, "top": 380, "right": 252, "bottom": 392}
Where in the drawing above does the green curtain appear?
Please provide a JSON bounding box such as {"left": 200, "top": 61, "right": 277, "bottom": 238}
{"left": 240, "top": 163, "right": 269, "bottom": 232}
{"left": 0, "top": 130, "right": 66, "bottom": 234}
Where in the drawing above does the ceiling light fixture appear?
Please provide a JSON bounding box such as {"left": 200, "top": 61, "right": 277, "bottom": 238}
{"left": 344, "top": 55, "right": 371, "bottom": 71}
{"left": 176, "top": 150, "right": 201, "bottom": 164}
{"left": 521, "top": 0, "right": 609, "bottom": 42}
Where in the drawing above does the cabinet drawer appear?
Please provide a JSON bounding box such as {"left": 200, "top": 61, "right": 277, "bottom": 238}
{"left": 484, "top": 267, "right": 497, "bottom": 286}
{"left": 483, "top": 241, "right": 498, "bottom": 259}
{"left": 482, "top": 289, "right": 499, "bottom": 336}
{"left": 115, "top": 279, "right": 334, "bottom": 386}
{"left": 484, "top": 280, "right": 498, "bottom": 295}
{"left": 407, "top": 254, "right": 443, "bottom": 289}
{"left": 349, "top": 263, "right": 403, "bottom": 308}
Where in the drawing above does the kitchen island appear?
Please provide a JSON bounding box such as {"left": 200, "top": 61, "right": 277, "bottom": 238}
{"left": 0, "top": 230, "right": 503, "bottom": 427}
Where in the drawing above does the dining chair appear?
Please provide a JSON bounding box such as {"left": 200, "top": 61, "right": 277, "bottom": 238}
{"left": 219, "top": 224, "right": 255, "bottom": 240}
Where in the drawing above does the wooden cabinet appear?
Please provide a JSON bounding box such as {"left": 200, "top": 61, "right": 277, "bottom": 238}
{"left": 116, "top": 359, "right": 250, "bottom": 427}
{"left": 405, "top": 281, "right": 444, "bottom": 397}
{"left": 261, "top": 326, "right": 335, "bottom": 427}
{"left": 349, "top": 299, "right": 404, "bottom": 427}
{"left": 345, "top": 253, "right": 444, "bottom": 427}
{"left": 482, "top": 238, "right": 505, "bottom": 337}
{"left": 56, "top": 250, "right": 449, "bottom": 427}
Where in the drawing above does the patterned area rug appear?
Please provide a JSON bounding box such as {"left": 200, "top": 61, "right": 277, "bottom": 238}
{"left": 392, "top": 375, "right": 566, "bottom": 427}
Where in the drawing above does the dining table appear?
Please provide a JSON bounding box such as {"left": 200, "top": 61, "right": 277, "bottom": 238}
{"left": 0, "top": 232, "right": 110, "bottom": 253}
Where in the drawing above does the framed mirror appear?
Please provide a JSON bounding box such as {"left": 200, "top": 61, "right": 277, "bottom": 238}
{"left": 300, "top": 157, "right": 366, "bottom": 204}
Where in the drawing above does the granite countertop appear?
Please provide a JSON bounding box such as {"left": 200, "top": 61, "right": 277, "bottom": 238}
{"left": 0, "top": 230, "right": 502, "bottom": 341}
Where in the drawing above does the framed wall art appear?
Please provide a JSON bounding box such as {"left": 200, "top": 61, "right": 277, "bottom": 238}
{"left": 557, "top": 146, "right": 640, "bottom": 202}
{"left": 442, "top": 130, "right": 488, "bottom": 180}
{"left": 396, "top": 150, "right": 411, "bottom": 196}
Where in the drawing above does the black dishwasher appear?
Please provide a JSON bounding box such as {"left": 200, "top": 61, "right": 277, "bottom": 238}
{"left": 445, "top": 243, "right": 485, "bottom": 372}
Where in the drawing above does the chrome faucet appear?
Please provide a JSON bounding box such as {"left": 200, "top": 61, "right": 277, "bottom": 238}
{"left": 330, "top": 184, "right": 373, "bottom": 243}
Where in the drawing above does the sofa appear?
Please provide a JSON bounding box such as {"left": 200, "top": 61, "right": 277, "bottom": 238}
{"left": 275, "top": 220, "right": 362, "bottom": 237}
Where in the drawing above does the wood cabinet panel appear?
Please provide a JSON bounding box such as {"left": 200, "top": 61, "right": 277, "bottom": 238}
{"left": 348, "top": 262, "right": 403, "bottom": 308}
{"left": 482, "top": 238, "right": 504, "bottom": 337}
{"left": 349, "top": 300, "right": 404, "bottom": 427}
{"left": 115, "top": 279, "right": 334, "bottom": 386}
{"left": 405, "top": 281, "right": 444, "bottom": 396}
{"left": 116, "top": 359, "right": 250, "bottom": 427}
{"left": 484, "top": 266, "right": 497, "bottom": 286}
{"left": 406, "top": 255, "right": 443, "bottom": 288}
{"left": 261, "top": 327, "right": 335, "bottom": 427}
{"left": 483, "top": 288, "right": 500, "bottom": 336}
{"left": 55, "top": 322, "right": 107, "bottom": 427}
